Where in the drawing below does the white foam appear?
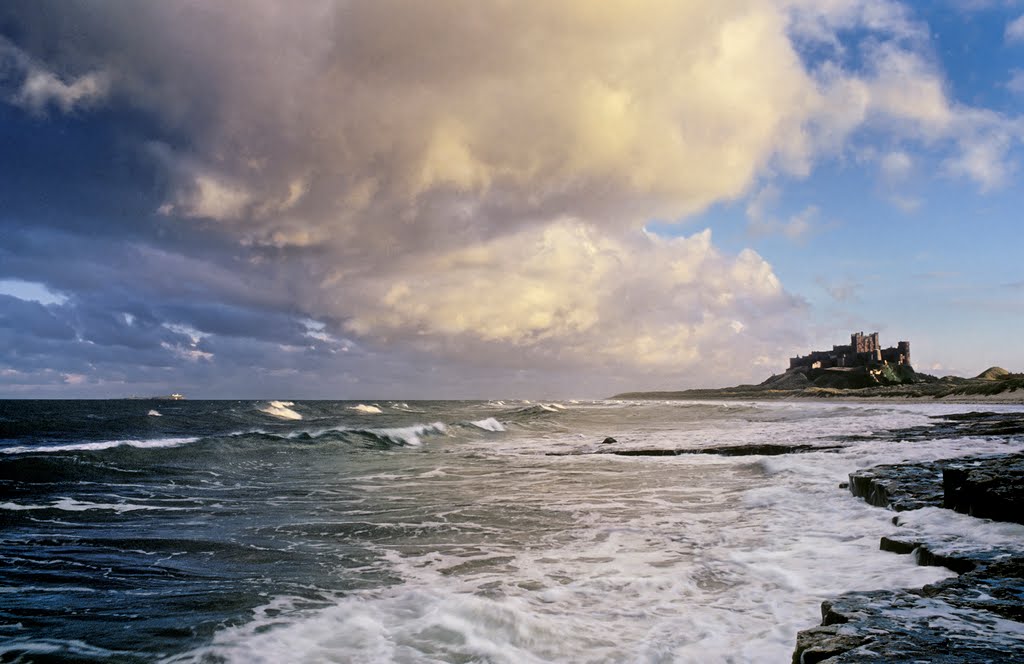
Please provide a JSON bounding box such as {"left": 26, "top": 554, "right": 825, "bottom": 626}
{"left": 1, "top": 498, "right": 186, "bottom": 513}
{"left": 167, "top": 590, "right": 573, "bottom": 664}
{"left": 470, "top": 417, "right": 506, "bottom": 432}
{"left": 259, "top": 401, "right": 303, "bottom": 420}
{"left": 0, "top": 437, "right": 199, "bottom": 455}
{"left": 147, "top": 410, "right": 162, "bottom": 417}
{"left": 349, "top": 404, "right": 383, "bottom": 415}
{"left": 146, "top": 400, "right": 1024, "bottom": 661}
{"left": 371, "top": 422, "right": 448, "bottom": 446}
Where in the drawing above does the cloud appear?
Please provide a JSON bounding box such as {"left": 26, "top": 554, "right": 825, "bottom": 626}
{"left": 1007, "top": 14, "right": 1024, "bottom": 43}
{"left": 333, "top": 221, "right": 801, "bottom": 374}
{"left": 1, "top": 1, "right": 1022, "bottom": 395}
{"left": 1009, "top": 69, "right": 1024, "bottom": 95}
{"left": 815, "top": 276, "right": 863, "bottom": 303}
{"left": 880, "top": 150, "right": 913, "bottom": 180}
{"left": 746, "top": 186, "right": 822, "bottom": 240}
{"left": 0, "top": 37, "right": 109, "bottom": 114}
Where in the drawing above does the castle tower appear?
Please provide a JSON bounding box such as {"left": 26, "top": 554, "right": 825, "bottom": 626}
{"left": 897, "top": 341, "right": 911, "bottom": 366}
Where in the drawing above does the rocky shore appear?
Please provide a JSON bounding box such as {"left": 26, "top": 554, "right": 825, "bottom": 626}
{"left": 792, "top": 412, "right": 1024, "bottom": 663}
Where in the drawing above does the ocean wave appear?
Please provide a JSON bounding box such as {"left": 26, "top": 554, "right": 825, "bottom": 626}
{"left": 259, "top": 401, "right": 303, "bottom": 420}
{"left": 0, "top": 437, "right": 200, "bottom": 455}
{"left": 147, "top": 409, "right": 162, "bottom": 417}
{"left": 235, "top": 422, "right": 450, "bottom": 448}
{"left": 349, "top": 404, "right": 383, "bottom": 415}
{"left": 511, "top": 403, "right": 567, "bottom": 417}
{"left": 389, "top": 402, "right": 426, "bottom": 413}
{"left": 470, "top": 417, "right": 506, "bottom": 432}
{"left": 0, "top": 498, "right": 188, "bottom": 512}
{"left": 367, "top": 422, "right": 448, "bottom": 447}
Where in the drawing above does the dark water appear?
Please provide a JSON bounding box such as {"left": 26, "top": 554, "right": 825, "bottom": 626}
{"left": 1, "top": 399, "right": 1021, "bottom": 662}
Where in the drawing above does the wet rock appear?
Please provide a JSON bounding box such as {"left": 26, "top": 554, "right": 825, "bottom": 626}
{"left": 796, "top": 415, "right": 1024, "bottom": 663}
{"left": 847, "top": 461, "right": 945, "bottom": 511}
{"left": 547, "top": 443, "right": 844, "bottom": 457}
{"left": 943, "top": 455, "right": 1024, "bottom": 525}
{"left": 792, "top": 627, "right": 869, "bottom": 664}
{"left": 847, "top": 452, "right": 1024, "bottom": 526}
{"left": 794, "top": 559, "right": 1024, "bottom": 662}
{"left": 837, "top": 410, "right": 1024, "bottom": 444}
{"left": 611, "top": 443, "right": 843, "bottom": 457}
{"left": 878, "top": 537, "right": 976, "bottom": 574}
{"left": 600, "top": 437, "right": 617, "bottom": 444}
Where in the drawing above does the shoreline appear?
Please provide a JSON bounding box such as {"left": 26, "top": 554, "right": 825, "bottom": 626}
{"left": 610, "top": 391, "right": 1024, "bottom": 406}
{"left": 791, "top": 411, "right": 1024, "bottom": 662}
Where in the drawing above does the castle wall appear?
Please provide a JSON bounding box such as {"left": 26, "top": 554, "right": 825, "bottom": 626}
{"left": 790, "top": 332, "right": 910, "bottom": 370}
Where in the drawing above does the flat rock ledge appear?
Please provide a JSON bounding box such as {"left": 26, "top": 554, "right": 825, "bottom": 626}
{"left": 847, "top": 453, "right": 1024, "bottom": 524}
{"left": 547, "top": 443, "right": 845, "bottom": 457}
{"left": 793, "top": 452, "right": 1024, "bottom": 663}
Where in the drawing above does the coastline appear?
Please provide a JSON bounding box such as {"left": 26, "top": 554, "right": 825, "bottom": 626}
{"left": 610, "top": 390, "right": 1024, "bottom": 406}
{"left": 791, "top": 410, "right": 1024, "bottom": 662}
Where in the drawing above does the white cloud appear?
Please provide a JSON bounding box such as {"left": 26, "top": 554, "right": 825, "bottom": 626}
{"left": 331, "top": 221, "right": 800, "bottom": 376}
{"left": 880, "top": 150, "right": 913, "bottom": 180}
{"left": 1006, "top": 14, "right": 1024, "bottom": 43}
{"left": 1007, "top": 69, "right": 1024, "bottom": 95}
{"left": 0, "top": 37, "right": 109, "bottom": 114}
{"left": 177, "top": 174, "right": 253, "bottom": 222}
{"left": 15, "top": 68, "right": 109, "bottom": 114}
{"left": 746, "top": 186, "right": 821, "bottom": 240}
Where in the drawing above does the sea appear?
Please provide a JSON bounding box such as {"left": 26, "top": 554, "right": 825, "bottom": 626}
{"left": 2, "top": 398, "right": 1023, "bottom": 663}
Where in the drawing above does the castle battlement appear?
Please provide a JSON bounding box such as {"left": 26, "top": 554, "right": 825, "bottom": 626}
{"left": 789, "top": 331, "right": 910, "bottom": 370}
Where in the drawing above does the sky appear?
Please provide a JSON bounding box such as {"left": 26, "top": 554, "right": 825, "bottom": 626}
{"left": 0, "top": 0, "right": 1022, "bottom": 399}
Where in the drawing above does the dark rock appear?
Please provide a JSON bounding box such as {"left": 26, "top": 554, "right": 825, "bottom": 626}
{"left": 611, "top": 443, "right": 843, "bottom": 457}
{"left": 847, "top": 452, "right": 1024, "bottom": 526}
{"left": 943, "top": 455, "right": 1024, "bottom": 525}
{"left": 847, "top": 461, "right": 944, "bottom": 511}
{"left": 878, "top": 537, "right": 977, "bottom": 574}
{"left": 792, "top": 627, "right": 869, "bottom": 664}
{"left": 837, "top": 410, "right": 1024, "bottom": 444}
{"left": 793, "top": 563, "right": 1024, "bottom": 662}
{"left": 601, "top": 437, "right": 617, "bottom": 444}
{"left": 547, "top": 443, "right": 844, "bottom": 457}
{"left": 795, "top": 413, "right": 1024, "bottom": 663}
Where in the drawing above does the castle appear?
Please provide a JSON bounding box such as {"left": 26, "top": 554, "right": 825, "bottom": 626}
{"left": 789, "top": 332, "right": 910, "bottom": 370}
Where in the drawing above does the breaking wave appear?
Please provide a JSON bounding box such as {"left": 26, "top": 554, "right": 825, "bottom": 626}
{"left": 0, "top": 437, "right": 200, "bottom": 455}
{"left": 259, "top": 401, "right": 303, "bottom": 420}
{"left": 349, "top": 404, "right": 383, "bottom": 415}
{"left": 470, "top": 417, "right": 506, "bottom": 432}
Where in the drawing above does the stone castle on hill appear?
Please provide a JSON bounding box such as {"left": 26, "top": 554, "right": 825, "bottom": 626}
{"left": 789, "top": 331, "right": 910, "bottom": 370}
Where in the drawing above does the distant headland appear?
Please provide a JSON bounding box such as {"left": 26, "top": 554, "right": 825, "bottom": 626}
{"left": 125, "top": 393, "right": 186, "bottom": 401}
{"left": 614, "top": 331, "right": 1024, "bottom": 402}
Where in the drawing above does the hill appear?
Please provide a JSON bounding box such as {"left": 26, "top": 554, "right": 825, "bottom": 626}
{"left": 613, "top": 364, "right": 1024, "bottom": 402}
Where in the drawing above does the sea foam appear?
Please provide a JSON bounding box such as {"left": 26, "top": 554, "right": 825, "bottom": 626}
{"left": 0, "top": 437, "right": 199, "bottom": 455}
{"left": 349, "top": 404, "right": 383, "bottom": 415}
{"left": 368, "top": 422, "right": 448, "bottom": 446}
{"left": 470, "top": 417, "right": 506, "bottom": 432}
{"left": 259, "top": 401, "right": 303, "bottom": 420}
